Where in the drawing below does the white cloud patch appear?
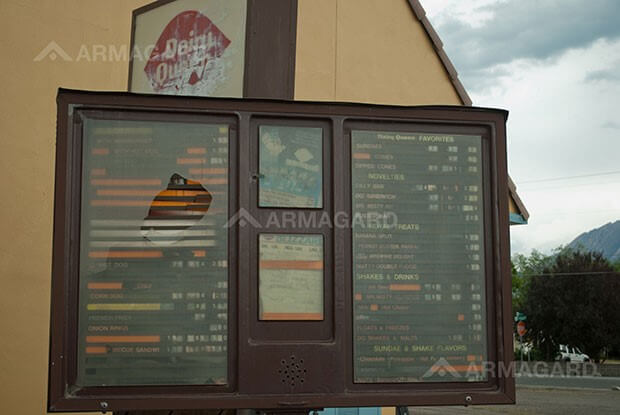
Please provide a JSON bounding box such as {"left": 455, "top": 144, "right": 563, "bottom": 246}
{"left": 480, "top": 39, "right": 620, "bottom": 254}
{"left": 421, "top": 0, "right": 506, "bottom": 28}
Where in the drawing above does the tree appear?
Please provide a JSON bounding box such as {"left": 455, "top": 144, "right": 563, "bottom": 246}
{"left": 520, "top": 247, "right": 620, "bottom": 362}
{"left": 511, "top": 250, "right": 552, "bottom": 314}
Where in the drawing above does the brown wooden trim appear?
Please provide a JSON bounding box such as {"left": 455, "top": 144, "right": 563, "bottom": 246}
{"left": 508, "top": 176, "right": 530, "bottom": 221}
{"left": 406, "top": 0, "right": 473, "bottom": 106}
{"left": 244, "top": 0, "right": 298, "bottom": 99}
{"left": 48, "top": 92, "right": 70, "bottom": 411}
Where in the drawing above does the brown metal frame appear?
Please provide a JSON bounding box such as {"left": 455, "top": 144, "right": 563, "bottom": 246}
{"left": 127, "top": 0, "right": 298, "bottom": 99}
{"left": 49, "top": 88, "right": 514, "bottom": 412}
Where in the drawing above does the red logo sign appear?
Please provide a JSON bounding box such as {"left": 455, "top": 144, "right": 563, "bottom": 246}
{"left": 517, "top": 321, "right": 526, "bottom": 337}
{"left": 144, "top": 10, "right": 231, "bottom": 94}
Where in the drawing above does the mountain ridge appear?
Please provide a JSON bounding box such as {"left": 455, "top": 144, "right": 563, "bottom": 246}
{"left": 568, "top": 220, "right": 620, "bottom": 262}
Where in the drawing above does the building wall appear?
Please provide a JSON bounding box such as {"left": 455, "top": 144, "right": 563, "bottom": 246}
{"left": 295, "top": 0, "right": 462, "bottom": 105}
{"left": 0, "top": 1, "right": 464, "bottom": 414}
{"left": 0, "top": 2, "right": 150, "bottom": 414}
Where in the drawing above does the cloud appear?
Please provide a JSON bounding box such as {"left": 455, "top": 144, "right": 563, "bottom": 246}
{"left": 464, "top": 37, "right": 620, "bottom": 255}
{"left": 422, "top": 1, "right": 620, "bottom": 256}
{"left": 422, "top": 0, "right": 506, "bottom": 28}
{"left": 428, "top": 0, "right": 620, "bottom": 91}
{"left": 584, "top": 68, "right": 620, "bottom": 83}
{"left": 601, "top": 121, "right": 620, "bottom": 129}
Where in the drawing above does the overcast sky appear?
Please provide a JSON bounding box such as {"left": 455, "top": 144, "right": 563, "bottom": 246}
{"left": 421, "top": 0, "right": 620, "bottom": 256}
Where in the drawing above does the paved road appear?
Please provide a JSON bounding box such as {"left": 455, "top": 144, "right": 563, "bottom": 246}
{"left": 409, "top": 385, "right": 620, "bottom": 414}
{"left": 516, "top": 374, "right": 620, "bottom": 390}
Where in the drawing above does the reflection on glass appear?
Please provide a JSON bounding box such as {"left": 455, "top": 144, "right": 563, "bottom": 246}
{"left": 77, "top": 118, "right": 229, "bottom": 386}
{"left": 351, "top": 130, "right": 487, "bottom": 383}
{"left": 259, "top": 125, "right": 323, "bottom": 208}
{"left": 259, "top": 234, "right": 324, "bottom": 320}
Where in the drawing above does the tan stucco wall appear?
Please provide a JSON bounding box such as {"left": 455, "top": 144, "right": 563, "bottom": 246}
{"left": 0, "top": 1, "right": 467, "bottom": 414}
{"left": 0, "top": 1, "right": 149, "bottom": 414}
{"left": 295, "top": 0, "right": 462, "bottom": 105}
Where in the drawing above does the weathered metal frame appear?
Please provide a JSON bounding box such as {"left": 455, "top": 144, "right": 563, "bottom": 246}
{"left": 49, "top": 89, "right": 514, "bottom": 412}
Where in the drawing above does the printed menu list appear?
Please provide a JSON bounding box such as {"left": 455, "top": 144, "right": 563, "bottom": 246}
{"left": 259, "top": 234, "right": 324, "bottom": 321}
{"left": 352, "top": 130, "right": 487, "bottom": 383}
{"left": 77, "top": 118, "right": 230, "bottom": 386}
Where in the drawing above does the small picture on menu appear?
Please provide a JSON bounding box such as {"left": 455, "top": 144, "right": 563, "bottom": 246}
{"left": 259, "top": 125, "right": 323, "bottom": 208}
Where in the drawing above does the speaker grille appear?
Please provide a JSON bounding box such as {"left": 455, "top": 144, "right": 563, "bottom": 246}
{"left": 278, "top": 355, "right": 307, "bottom": 389}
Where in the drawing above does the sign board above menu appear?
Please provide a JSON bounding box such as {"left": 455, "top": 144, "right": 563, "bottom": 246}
{"left": 129, "top": 0, "right": 247, "bottom": 97}
{"left": 49, "top": 89, "right": 514, "bottom": 412}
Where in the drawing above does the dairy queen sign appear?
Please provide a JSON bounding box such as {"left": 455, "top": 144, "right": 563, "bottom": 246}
{"left": 145, "top": 10, "right": 231, "bottom": 94}
{"left": 129, "top": 0, "right": 247, "bottom": 97}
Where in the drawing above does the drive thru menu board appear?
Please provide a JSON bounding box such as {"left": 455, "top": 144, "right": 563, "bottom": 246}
{"left": 77, "top": 117, "right": 229, "bottom": 386}
{"left": 50, "top": 92, "right": 517, "bottom": 411}
{"left": 352, "top": 130, "right": 487, "bottom": 383}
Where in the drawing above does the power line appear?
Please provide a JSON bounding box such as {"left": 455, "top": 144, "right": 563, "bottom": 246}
{"left": 516, "top": 170, "right": 620, "bottom": 185}
{"left": 523, "top": 208, "right": 620, "bottom": 217}
{"left": 517, "top": 179, "right": 620, "bottom": 191}
{"left": 516, "top": 271, "right": 618, "bottom": 277}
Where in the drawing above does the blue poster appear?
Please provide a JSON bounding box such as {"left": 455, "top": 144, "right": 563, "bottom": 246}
{"left": 259, "top": 125, "right": 323, "bottom": 208}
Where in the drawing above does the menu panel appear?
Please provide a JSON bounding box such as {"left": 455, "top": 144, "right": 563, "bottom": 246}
{"left": 259, "top": 125, "right": 323, "bottom": 208}
{"left": 258, "top": 234, "right": 324, "bottom": 321}
{"left": 352, "top": 130, "right": 487, "bottom": 383}
{"left": 77, "top": 117, "right": 229, "bottom": 386}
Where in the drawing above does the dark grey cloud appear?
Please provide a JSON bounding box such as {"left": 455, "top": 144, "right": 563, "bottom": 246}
{"left": 432, "top": 0, "right": 620, "bottom": 91}
{"left": 601, "top": 121, "right": 620, "bottom": 129}
{"left": 584, "top": 68, "right": 620, "bottom": 83}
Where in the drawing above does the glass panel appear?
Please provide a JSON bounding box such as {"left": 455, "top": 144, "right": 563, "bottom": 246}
{"left": 259, "top": 125, "right": 323, "bottom": 208}
{"left": 351, "top": 130, "right": 487, "bottom": 383}
{"left": 77, "top": 117, "right": 229, "bottom": 386}
{"left": 259, "top": 234, "right": 324, "bottom": 320}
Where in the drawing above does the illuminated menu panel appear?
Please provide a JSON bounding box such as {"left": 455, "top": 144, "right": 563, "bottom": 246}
{"left": 77, "top": 118, "right": 229, "bottom": 386}
{"left": 352, "top": 130, "right": 487, "bottom": 383}
{"left": 258, "top": 234, "right": 324, "bottom": 321}
{"left": 259, "top": 125, "right": 323, "bottom": 208}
